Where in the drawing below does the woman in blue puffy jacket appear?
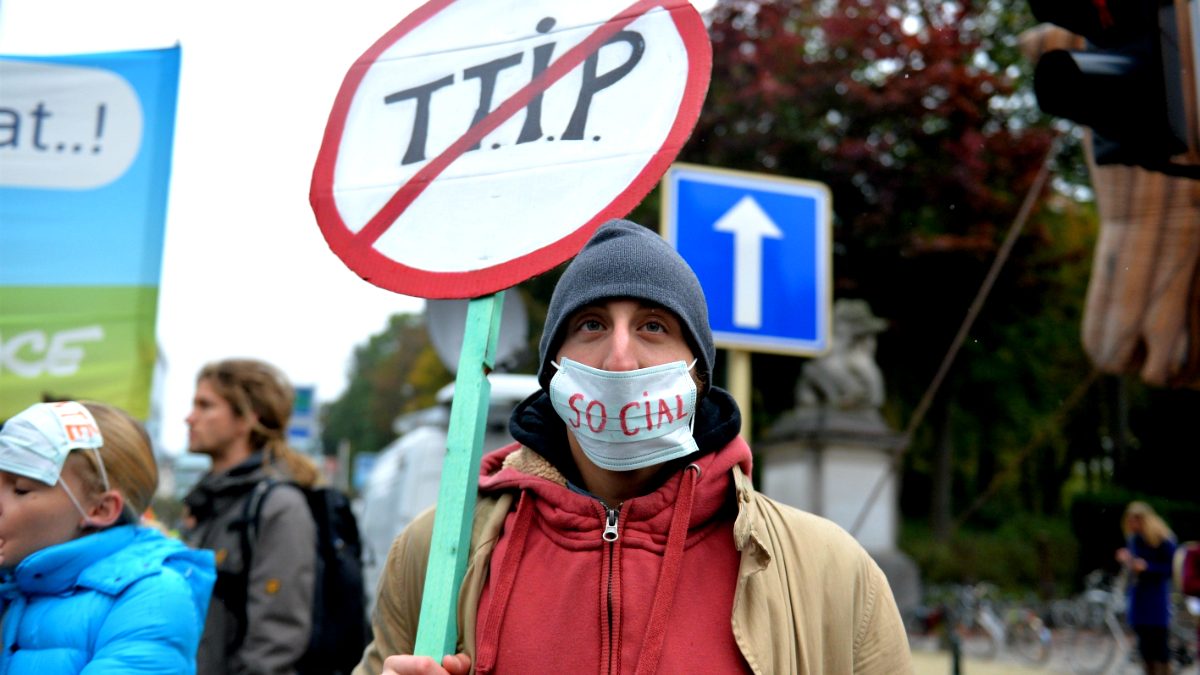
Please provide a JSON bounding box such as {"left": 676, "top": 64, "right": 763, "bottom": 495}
{"left": 0, "top": 400, "right": 216, "bottom": 674}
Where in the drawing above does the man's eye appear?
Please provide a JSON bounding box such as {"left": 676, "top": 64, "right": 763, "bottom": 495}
{"left": 579, "top": 319, "right": 604, "bottom": 332}
{"left": 643, "top": 320, "right": 666, "bottom": 333}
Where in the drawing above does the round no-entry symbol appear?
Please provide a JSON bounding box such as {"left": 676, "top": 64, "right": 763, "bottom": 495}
{"left": 310, "top": 0, "right": 711, "bottom": 299}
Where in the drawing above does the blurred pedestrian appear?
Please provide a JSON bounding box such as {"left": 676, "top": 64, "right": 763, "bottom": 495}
{"left": 1116, "top": 501, "right": 1178, "bottom": 675}
{"left": 1174, "top": 540, "right": 1200, "bottom": 660}
{"left": 182, "top": 359, "right": 320, "bottom": 675}
{"left": 358, "top": 219, "right": 911, "bottom": 675}
{"left": 0, "top": 400, "right": 215, "bottom": 673}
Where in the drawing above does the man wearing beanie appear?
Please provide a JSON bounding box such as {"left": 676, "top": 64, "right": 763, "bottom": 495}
{"left": 359, "top": 219, "right": 912, "bottom": 675}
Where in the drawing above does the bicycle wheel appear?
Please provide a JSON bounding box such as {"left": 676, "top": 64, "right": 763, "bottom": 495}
{"left": 1170, "top": 622, "right": 1198, "bottom": 675}
{"left": 1179, "top": 647, "right": 1200, "bottom": 675}
{"left": 1114, "top": 645, "right": 1143, "bottom": 675}
{"left": 955, "top": 618, "right": 998, "bottom": 660}
{"left": 1011, "top": 616, "right": 1053, "bottom": 664}
{"left": 1051, "top": 599, "right": 1083, "bottom": 631}
{"left": 1066, "top": 625, "right": 1118, "bottom": 675}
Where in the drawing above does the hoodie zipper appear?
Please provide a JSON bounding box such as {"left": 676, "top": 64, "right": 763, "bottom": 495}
{"left": 603, "top": 506, "right": 620, "bottom": 542}
{"left": 600, "top": 503, "right": 620, "bottom": 675}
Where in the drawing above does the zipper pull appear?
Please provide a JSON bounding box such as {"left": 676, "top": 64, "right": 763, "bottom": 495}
{"left": 602, "top": 507, "right": 619, "bottom": 542}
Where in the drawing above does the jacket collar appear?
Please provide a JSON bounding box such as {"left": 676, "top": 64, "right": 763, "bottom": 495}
{"left": 182, "top": 451, "right": 271, "bottom": 521}
{"left": 477, "top": 434, "right": 752, "bottom": 549}
{"left": 9, "top": 525, "right": 139, "bottom": 595}
{"left": 730, "top": 464, "right": 771, "bottom": 572}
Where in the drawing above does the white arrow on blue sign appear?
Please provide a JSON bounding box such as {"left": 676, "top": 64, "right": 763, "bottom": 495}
{"left": 662, "top": 163, "right": 832, "bottom": 356}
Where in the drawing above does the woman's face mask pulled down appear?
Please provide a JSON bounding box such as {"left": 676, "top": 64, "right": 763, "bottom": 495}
{"left": 550, "top": 300, "right": 701, "bottom": 472}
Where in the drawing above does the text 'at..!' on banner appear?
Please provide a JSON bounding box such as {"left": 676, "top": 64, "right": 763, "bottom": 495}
{"left": 0, "top": 47, "right": 182, "bottom": 420}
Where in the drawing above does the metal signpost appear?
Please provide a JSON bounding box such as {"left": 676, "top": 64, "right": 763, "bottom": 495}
{"left": 310, "top": 0, "right": 711, "bottom": 658}
{"left": 286, "top": 385, "right": 318, "bottom": 455}
{"left": 662, "top": 163, "right": 832, "bottom": 436}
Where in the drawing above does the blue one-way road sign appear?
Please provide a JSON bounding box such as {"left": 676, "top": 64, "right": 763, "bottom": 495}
{"left": 662, "top": 163, "right": 831, "bottom": 355}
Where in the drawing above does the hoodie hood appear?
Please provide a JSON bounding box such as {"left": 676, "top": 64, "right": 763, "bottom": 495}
{"left": 472, "top": 387, "right": 752, "bottom": 675}
{"left": 480, "top": 385, "right": 752, "bottom": 554}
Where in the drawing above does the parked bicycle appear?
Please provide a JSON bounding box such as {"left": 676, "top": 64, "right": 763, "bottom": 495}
{"left": 905, "top": 582, "right": 1052, "bottom": 664}
{"left": 1004, "top": 601, "right": 1056, "bottom": 665}
{"left": 1064, "top": 570, "right": 1129, "bottom": 675}
{"left": 952, "top": 582, "right": 1053, "bottom": 664}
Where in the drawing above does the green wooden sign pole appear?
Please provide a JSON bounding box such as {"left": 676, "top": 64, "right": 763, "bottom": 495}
{"left": 413, "top": 291, "right": 505, "bottom": 658}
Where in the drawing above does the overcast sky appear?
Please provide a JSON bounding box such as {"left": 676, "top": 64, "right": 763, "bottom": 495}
{"left": 0, "top": 1, "right": 427, "bottom": 453}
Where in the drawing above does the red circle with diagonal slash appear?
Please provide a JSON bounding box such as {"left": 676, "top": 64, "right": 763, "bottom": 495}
{"left": 310, "top": 0, "right": 711, "bottom": 299}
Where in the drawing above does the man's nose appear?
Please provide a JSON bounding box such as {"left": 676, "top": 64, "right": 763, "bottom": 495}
{"left": 602, "top": 326, "right": 638, "bottom": 372}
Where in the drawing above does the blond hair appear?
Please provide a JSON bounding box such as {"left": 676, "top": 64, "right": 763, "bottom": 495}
{"left": 65, "top": 401, "right": 159, "bottom": 517}
{"left": 1122, "top": 501, "right": 1175, "bottom": 548}
{"left": 197, "top": 358, "right": 321, "bottom": 488}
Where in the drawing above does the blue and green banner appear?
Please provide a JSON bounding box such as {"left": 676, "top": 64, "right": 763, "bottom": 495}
{"left": 0, "top": 46, "right": 181, "bottom": 420}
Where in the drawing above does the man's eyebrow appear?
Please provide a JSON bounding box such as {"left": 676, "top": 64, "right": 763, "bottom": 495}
{"left": 567, "top": 304, "right": 605, "bottom": 321}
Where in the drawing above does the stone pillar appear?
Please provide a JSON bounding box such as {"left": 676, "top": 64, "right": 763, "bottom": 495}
{"left": 759, "top": 409, "right": 901, "bottom": 551}
{"left": 756, "top": 299, "right": 921, "bottom": 612}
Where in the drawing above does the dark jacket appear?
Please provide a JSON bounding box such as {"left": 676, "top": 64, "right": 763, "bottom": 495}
{"left": 1126, "top": 534, "right": 1178, "bottom": 627}
{"left": 183, "top": 454, "right": 316, "bottom": 675}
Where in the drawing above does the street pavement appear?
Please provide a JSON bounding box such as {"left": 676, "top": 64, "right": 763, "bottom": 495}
{"left": 911, "top": 633, "right": 1199, "bottom": 675}
{"left": 911, "top": 645, "right": 1070, "bottom": 675}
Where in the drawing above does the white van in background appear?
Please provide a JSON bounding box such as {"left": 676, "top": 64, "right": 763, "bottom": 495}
{"left": 358, "top": 373, "right": 539, "bottom": 610}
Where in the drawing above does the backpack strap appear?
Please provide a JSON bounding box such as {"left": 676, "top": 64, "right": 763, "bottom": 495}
{"left": 242, "top": 478, "right": 281, "bottom": 546}
{"left": 229, "top": 478, "right": 282, "bottom": 650}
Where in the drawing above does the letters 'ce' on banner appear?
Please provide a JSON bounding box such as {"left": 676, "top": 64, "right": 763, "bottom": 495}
{"left": 0, "top": 47, "right": 181, "bottom": 420}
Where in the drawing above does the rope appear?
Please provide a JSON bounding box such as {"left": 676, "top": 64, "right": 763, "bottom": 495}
{"left": 949, "top": 367, "right": 1100, "bottom": 534}
{"left": 848, "top": 137, "right": 1062, "bottom": 537}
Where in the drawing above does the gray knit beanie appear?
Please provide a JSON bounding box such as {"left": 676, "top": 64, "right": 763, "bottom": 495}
{"left": 537, "top": 219, "right": 715, "bottom": 392}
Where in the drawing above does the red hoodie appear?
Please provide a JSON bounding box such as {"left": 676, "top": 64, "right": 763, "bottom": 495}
{"left": 471, "top": 439, "right": 756, "bottom": 675}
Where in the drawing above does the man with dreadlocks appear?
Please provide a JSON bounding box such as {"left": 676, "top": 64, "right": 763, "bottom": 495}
{"left": 183, "top": 358, "right": 323, "bottom": 675}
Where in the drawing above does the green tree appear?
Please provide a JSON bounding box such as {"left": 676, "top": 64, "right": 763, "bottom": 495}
{"left": 674, "top": 0, "right": 1097, "bottom": 535}
{"left": 319, "top": 313, "right": 453, "bottom": 463}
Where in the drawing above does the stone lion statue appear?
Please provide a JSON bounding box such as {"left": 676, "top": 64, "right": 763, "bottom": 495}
{"left": 796, "top": 299, "right": 887, "bottom": 411}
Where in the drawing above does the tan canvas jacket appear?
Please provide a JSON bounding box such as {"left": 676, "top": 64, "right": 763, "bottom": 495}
{"left": 356, "top": 452, "right": 912, "bottom": 674}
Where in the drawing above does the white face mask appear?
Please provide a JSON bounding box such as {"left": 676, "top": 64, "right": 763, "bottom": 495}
{"left": 549, "top": 357, "right": 699, "bottom": 471}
